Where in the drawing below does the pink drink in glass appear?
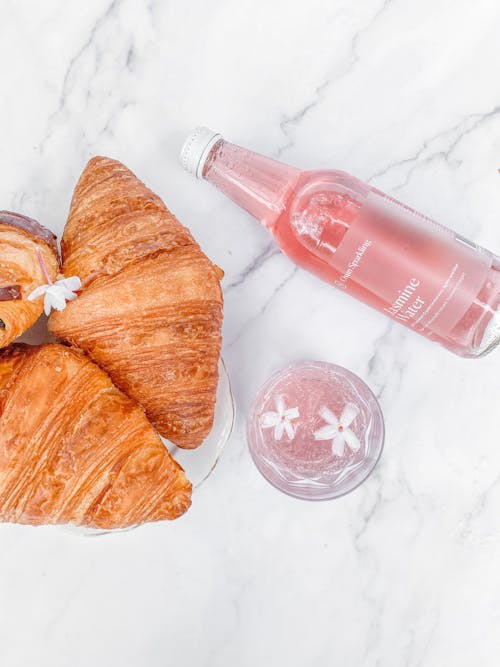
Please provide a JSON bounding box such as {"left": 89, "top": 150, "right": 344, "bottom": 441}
{"left": 181, "top": 128, "right": 500, "bottom": 358}
{"left": 247, "top": 361, "right": 384, "bottom": 500}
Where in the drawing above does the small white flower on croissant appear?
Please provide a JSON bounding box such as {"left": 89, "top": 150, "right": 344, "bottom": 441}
{"left": 28, "top": 277, "right": 82, "bottom": 316}
{"left": 28, "top": 250, "right": 81, "bottom": 315}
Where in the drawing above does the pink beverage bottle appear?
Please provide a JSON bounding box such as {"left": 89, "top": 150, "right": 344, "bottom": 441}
{"left": 180, "top": 127, "right": 500, "bottom": 358}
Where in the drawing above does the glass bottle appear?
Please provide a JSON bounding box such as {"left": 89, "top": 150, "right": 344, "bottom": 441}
{"left": 180, "top": 127, "right": 500, "bottom": 358}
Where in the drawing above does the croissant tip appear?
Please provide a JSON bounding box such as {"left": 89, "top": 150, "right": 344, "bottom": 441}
{"left": 85, "top": 155, "right": 119, "bottom": 170}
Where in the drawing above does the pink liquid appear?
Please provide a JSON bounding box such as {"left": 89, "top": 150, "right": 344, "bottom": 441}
{"left": 247, "top": 361, "right": 384, "bottom": 500}
{"left": 202, "top": 138, "right": 500, "bottom": 357}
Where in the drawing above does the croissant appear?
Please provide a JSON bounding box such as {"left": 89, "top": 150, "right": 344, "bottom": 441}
{"left": 0, "top": 211, "right": 59, "bottom": 348}
{"left": 0, "top": 343, "right": 191, "bottom": 528}
{"left": 49, "top": 157, "right": 223, "bottom": 449}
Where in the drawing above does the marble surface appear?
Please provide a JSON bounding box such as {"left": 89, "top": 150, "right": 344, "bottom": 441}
{"left": 1, "top": 1, "right": 500, "bottom": 665}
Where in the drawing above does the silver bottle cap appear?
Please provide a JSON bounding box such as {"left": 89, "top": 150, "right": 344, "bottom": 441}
{"left": 180, "top": 126, "right": 222, "bottom": 179}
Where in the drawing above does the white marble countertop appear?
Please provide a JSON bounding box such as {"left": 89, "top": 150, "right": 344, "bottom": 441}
{"left": 1, "top": 1, "right": 500, "bottom": 665}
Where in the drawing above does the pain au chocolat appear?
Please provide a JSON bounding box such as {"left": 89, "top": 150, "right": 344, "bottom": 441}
{"left": 0, "top": 211, "right": 59, "bottom": 348}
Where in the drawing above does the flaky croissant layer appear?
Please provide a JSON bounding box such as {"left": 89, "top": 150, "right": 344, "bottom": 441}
{"left": 0, "top": 344, "right": 192, "bottom": 528}
{"left": 49, "top": 157, "right": 224, "bottom": 449}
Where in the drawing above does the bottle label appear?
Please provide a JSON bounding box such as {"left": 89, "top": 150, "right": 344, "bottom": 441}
{"left": 331, "top": 190, "right": 490, "bottom": 339}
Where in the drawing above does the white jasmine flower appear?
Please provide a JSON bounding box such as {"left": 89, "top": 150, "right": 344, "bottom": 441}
{"left": 314, "top": 403, "right": 360, "bottom": 456}
{"left": 28, "top": 277, "right": 82, "bottom": 316}
{"left": 260, "top": 396, "right": 299, "bottom": 441}
{"left": 27, "top": 249, "right": 81, "bottom": 315}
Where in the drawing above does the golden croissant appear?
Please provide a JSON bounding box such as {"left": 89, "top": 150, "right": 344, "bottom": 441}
{"left": 0, "top": 344, "right": 191, "bottom": 528}
{"left": 0, "top": 211, "right": 59, "bottom": 348}
{"left": 49, "top": 157, "right": 223, "bottom": 449}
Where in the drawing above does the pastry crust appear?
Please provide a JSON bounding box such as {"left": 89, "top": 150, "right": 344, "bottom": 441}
{"left": 0, "top": 344, "right": 192, "bottom": 528}
{"left": 49, "top": 157, "right": 223, "bottom": 449}
{"left": 0, "top": 212, "right": 59, "bottom": 349}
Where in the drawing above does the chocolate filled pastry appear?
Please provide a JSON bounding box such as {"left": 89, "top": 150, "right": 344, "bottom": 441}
{"left": 0, "top": 211, "right": 59, "bottom": 348}
{"left": 0, "top": 344, "right": 192, "bottom": 528}
{"left": 49, "top": 157, "right": 223, "bottom": 449}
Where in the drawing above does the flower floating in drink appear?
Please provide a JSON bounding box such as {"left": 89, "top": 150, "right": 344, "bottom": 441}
{"left": 247, "top": 361, "right": 384, "bottom": 500}
{"left": 260, "top": 396, "right": 299, "bottom": 441}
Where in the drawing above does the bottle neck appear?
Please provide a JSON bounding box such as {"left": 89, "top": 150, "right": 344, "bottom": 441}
{"left": 202, "top": 139, "right": 301, "bottom": 228}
